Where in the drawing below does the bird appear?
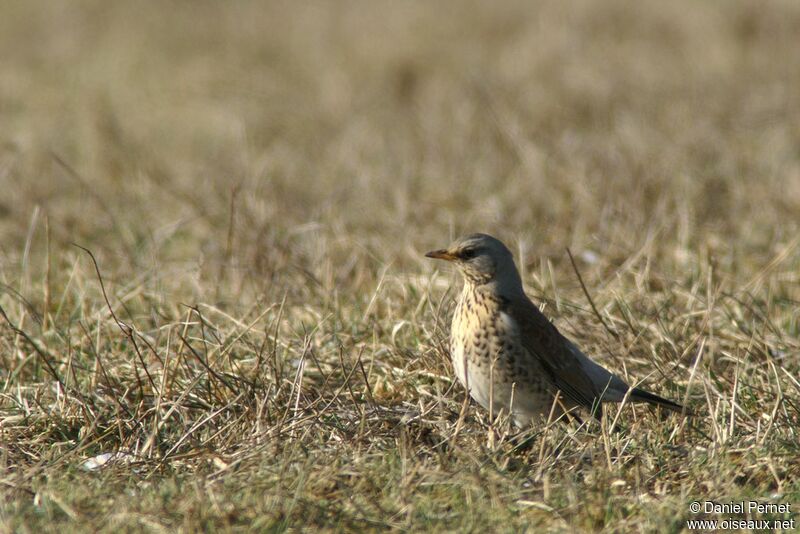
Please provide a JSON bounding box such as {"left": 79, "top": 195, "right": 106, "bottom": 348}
{"left": 425, "top": 233, "right": 686, "bottom": 427}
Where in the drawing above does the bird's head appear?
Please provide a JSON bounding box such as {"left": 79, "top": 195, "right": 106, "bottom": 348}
{"left": 425, "top": 233, "right": 522, "bottom": 290}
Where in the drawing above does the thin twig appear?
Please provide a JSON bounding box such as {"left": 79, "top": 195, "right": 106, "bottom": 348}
{"left": 566, "top": 247, "right": 618, "bottom": 340}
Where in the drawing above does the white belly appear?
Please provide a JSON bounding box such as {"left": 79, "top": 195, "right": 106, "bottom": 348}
{"left": 450, "top": 305, "right": 556, "bottom": 426}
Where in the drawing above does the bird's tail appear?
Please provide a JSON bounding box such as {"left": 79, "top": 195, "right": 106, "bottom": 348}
{"left": 629, "top": 387, "right": 691, "bottom": 415}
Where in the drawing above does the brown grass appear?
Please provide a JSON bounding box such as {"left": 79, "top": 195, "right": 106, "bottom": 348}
{"left": 1, "top": 0, "right": 799, "bottom": 531}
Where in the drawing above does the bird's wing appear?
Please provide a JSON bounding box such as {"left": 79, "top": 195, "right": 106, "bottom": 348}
{"left": 502, "top": 295, "right": 599, "bottom": 412}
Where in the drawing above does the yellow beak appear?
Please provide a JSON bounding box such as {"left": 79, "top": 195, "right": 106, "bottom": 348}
{"left": 425, "top": 249, "right": 457, "bottom": 261}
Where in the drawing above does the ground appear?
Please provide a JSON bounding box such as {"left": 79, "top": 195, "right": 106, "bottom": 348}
{"left": 1, "top": 1, "right": 799, "bottom": 532}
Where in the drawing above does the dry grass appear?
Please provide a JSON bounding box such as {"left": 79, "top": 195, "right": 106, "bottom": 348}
{"left": 1, "top": 0, "right": 799, "bottom": 531}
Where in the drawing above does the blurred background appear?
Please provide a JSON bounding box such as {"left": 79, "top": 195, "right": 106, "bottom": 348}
{"left": 2, "top": 0, "right": 800, "bottom": 298}
{"left": 2, "top": 2, "right": 800, "bottom": 529}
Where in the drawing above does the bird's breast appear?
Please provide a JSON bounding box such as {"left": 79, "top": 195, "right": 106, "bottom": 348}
{"left": 450, "top": 290, "right": 509, "bottom": 386}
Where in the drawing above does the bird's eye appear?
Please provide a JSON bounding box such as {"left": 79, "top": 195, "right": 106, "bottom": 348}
{"left": 460, "top": 248, "right": 476, "bottom": 260}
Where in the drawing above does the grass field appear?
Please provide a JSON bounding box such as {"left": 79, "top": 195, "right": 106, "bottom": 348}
{"left": 1, "top": 0, "right": 799, "bottom": 531}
